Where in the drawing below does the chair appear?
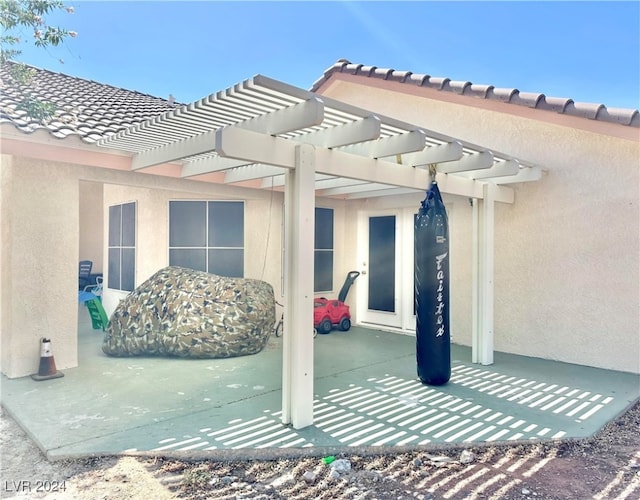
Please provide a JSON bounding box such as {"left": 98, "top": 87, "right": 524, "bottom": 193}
{"left": 79, "top": 260, "right": 93, "bottom": 290}
{"left": 83, "top": 275, "right": 103, "bottom": 300}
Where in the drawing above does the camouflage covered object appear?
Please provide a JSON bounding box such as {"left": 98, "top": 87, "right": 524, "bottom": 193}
{"left": 102, "top": 266, "right": 275, "bottom": 358}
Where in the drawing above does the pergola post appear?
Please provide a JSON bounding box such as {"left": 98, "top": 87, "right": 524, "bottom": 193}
{"left": 472, "top": 183, "right": 495, "bottom": 365}
{"left": 281, "top": 144, "right": 316, "bottom": 429}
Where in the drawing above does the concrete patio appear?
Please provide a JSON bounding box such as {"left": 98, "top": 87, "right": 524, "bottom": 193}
{"left": 1, "top": 306, "right": 638, "bottom": 460}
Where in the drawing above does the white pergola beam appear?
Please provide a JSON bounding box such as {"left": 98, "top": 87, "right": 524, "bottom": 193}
{"left": 241, "top": 97, "right": 325, "bottom": 135}
{"left": 281, "top": 144, "right": 316, "bottom": 429}
{"left": 296, "top": 115, "right": 381, "bottom": 148}
{"left": 317, "top": 182, "right": 388, "bottom": 197}
{"left": 131, "top": 129, "right": 217, "bottom": 171}
{"left": 259, "top": 173, "right": 335, "bottom": 189}
{"left": 260, "top": 174, "right": 286, "bottom": 188}
{"left": 436, "top": 171, "right": 514, "bottom": 203}
{"left": 215, "top": 126, "right": 516, "bottom": 203}
{"left": 395, "top": 140, "right": 464, "bottom": 167}
{"left": 181, "top": 156, "right": 251, "bottom": 177}
{"left": 215, "top": 126, "right": 297, "bottom": 170}
{"left": 345, "top": 187, "right": 423, "bottom": 199}
{"left": 490, "top": 165, "right": 543, "bottom": 184}
{"left": 215, "top": 125, "right": 432, "bottom": 190}
{"left": 224, "top": 164, "right": 285, "bottom": 183}
{"left": 461, "top": 159, "right": 520, "bottom": 180}
{"left": 319, "top": 149, "right": 515, "bottom": 202}
{"left": 337, "top": 129, "right": 426, "bottom": 158}
{"left": 314, "top": 177, "right": 367, "bottom": 189}
{"left": 317, "top": 148, "right": 430, "bottom": 191}
{"left": 438, "top": 150, "right": 494, "bottom": 174}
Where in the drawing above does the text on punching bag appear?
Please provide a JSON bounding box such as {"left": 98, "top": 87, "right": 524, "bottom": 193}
{"left": 435, "top": 252, "right": 448, "bottom": 337}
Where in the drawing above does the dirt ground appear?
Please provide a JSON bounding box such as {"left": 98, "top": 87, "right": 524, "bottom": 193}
{"left": 1, "top": 401, "right": 639, "bottom": 499}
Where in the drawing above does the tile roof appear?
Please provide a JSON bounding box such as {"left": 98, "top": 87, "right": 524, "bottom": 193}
{"left": 311, "top": 59, "right": 640, "bottom": 128}
{"left": 2, "top": 59, "right": 637, "bottom": 149}
{"left": 0, "top": 61, "right": 179, "bottom": 143}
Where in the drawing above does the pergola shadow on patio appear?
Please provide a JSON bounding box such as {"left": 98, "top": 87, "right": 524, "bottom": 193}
{"left": 1, "top": 308, "right": 638, "bottom": 460}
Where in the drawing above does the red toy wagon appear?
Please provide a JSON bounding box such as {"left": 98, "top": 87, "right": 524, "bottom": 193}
{"left": 314, "top": 271, "right": 360, "bottom": 334}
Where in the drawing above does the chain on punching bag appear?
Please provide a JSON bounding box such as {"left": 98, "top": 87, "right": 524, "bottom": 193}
{"left": 415, "top": 178, "right": 450, "bottom": 385}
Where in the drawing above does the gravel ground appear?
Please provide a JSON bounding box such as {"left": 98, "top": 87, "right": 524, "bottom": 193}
{"left": 1, "top": 400, "right": 638, "bottom": 499}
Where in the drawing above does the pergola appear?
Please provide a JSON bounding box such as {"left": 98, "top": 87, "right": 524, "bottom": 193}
{"left": 98, "top": 75, "right": 542, "bottom": 429}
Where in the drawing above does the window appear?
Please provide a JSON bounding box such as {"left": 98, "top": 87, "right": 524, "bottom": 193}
{"left": 108, "top": 202, "right": 136, "bottom": 291}
{"left": 168, "top": 200, "right": 244, "bottom": 277}
{"left": 314, "top": 207, "right": 334, "bottom": 292}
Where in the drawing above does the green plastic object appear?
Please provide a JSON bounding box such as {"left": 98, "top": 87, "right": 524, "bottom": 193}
{"left": 86, "top": 297, "right": 110, "bottom": 331}
{"left": 322, "top": 456, "right": 336, "bottom": 465}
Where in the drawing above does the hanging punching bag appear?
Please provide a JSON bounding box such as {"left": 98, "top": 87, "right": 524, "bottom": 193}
{"left": 415, "top": 180, "right": 450, "bottom": 385}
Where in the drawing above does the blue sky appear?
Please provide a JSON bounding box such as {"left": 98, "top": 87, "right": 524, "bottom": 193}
{"left": 14, "top": 1, "right": 640, "bottom": 109}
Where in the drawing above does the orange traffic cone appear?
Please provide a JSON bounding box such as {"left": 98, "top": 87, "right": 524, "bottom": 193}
{"left": 31, "top": 338, "right": 64, "bottom": 381}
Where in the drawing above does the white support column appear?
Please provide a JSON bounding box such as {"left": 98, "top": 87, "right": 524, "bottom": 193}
{"left": 471, "top": 183, "right": 495, "bottom": 365}
{"left": 281, "top": 144, "right": 316, "bottom": 429}
{"left": 472, "top": 198, "right": 479, "bottom": 363}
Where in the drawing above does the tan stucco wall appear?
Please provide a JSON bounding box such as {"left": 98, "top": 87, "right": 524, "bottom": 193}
{"left": 1, "top": 155, "right": 12, "bottom": 377}
{"left": 320, "top": 79, "right": 640, "bottom": 374}
{"left": 79, "top": 181, "right": 104, "bottom": 273}
{"left": 1, "top": 156, "right": 80, "bottom": 378}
